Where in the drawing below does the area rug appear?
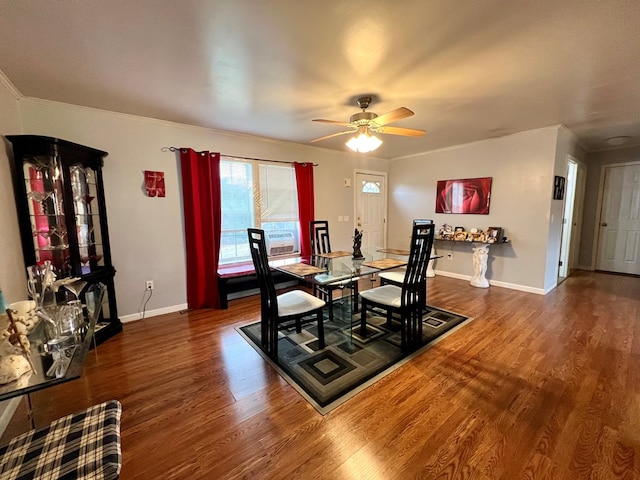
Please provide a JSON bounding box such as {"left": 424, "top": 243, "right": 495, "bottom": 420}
{"left": 237, "top": 302, "right": 472, "bottom": 414}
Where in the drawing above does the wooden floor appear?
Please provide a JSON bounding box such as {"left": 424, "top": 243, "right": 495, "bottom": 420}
{"left": 2, "top": 271, "right": 639, "bottom": 479}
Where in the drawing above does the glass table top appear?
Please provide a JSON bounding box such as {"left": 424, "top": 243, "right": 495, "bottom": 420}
{"left": 0, "top": 309, "right": 97, "bottom": 402}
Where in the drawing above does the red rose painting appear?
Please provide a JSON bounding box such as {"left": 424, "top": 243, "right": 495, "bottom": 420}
{"left": 435, "top": 177, "right": 492, "bottom": 214}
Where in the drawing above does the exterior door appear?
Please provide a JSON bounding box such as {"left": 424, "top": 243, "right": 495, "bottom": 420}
{"left": 355, "top": 172, "right": 386, "bottom": 251}
{"left": 596, "top": 163, "right": 640, "bottom": 275}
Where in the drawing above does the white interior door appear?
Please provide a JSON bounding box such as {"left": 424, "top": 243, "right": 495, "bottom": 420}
{"left": 559, "top": 159, "right": 578, "bottom": 279}
{"left": 596, "top": 163, "right": 640, "bottom": 275}
{"left": 355, "top": 172, "right": 386, "bottom": 251}
{"left": 569, "top": 161, "right": 587, "bottom": 271}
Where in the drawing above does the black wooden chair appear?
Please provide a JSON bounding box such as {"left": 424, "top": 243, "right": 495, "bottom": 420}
{"left": 309, "top": 220, "right": 359, "bottom": 321}
{"left": 379, "top": 219, "right": 433, "bottom": 287}
{"left": 248, "top": 228, "right": 326, "bottom": 360}
{"left": 359, "top": 223, "right": 435, "bottom": 351}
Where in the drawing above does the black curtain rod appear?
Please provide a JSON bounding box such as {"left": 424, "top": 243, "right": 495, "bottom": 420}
{"left": 161, "top": 146, "right": 317, "bottom": 166}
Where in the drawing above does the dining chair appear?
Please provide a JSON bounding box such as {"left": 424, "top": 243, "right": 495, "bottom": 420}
{"left": 248, "top": 228, "right": 326, "bottom": 360}
{"left": 359, "top": 223, "right": 435, "bottom": 351}
{"left": 309, "top": 220, "right": 359, "bottom": 321}
{"left": 0, "top": 400, "right": 122, "bottom": 480}
{"left": 379, "top": 219, "right": 433, "bottom": 286}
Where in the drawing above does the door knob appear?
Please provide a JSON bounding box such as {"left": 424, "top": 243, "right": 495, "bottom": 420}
{"left": 601, "top": 222, "right": 608, "bottom": 226}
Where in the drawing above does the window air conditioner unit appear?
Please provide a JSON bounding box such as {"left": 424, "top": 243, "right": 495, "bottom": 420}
{"left": 265, "top": 231, "right": 296, "bottom": 256}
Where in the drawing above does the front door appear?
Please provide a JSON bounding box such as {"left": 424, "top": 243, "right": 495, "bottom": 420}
{"left": 355, "top": 172, "right": 386, "bottom": 251}
{"left": 595, "top": 162, "right": 640, "bottom": 275}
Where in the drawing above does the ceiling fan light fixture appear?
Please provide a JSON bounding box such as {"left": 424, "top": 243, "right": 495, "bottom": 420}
{"left": 346, "top": 132, "right": 382, "bottom": 153}
{"left": 604, "top": 136, "right": 631, "bottom": 146}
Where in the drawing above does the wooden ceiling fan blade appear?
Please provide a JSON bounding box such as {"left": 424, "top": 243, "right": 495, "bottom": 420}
{"left": 376, "top": 126, "right": 426, "bottom": 137}
{"left": 310, "top": 130, "right": 355, "bottom": 143}
{"left": 312, "top": 119, "right": 354, "bottom": 127}
{"left": 370, "top": 107, "right": 414, "bottom": 127}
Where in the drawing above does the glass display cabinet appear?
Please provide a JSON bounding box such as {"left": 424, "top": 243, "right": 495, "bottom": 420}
{"left": 7, "top": 135, "right": 122, "bottom": 345}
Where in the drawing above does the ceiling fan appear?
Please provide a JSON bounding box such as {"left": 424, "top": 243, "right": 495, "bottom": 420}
{"left": 310, "top": 96, "right": 426, "bottom": 149}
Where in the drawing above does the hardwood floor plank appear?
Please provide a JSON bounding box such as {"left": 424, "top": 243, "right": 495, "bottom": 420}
{"left": 2, "top": 271, "right": 639, "bottom": 479}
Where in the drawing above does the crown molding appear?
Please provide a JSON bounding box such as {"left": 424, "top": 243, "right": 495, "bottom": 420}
{"left": 0, "top": 69, "right": 23, "bottom": 100}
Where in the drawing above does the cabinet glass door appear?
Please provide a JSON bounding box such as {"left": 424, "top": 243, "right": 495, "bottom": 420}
{"left": 23, "top": 155, "right": 70, "bottom": 276}
{"left": 70, "top": 164, "right": 105, "bottom": 275}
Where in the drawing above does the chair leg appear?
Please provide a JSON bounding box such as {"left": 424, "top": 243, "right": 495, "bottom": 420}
{"left": 317, "top": 310, "right": 325, "bottom": 349}
{"left": 352, "top": 281, "right": 359, "bottom": 313}
{"left": 328, "top": 290, "right": 334, "bottom": 322}
{"left": 360, "top": 299, "right": 368, "bottom": 335}
{"left": 269, "top": 317, "right": 278, "bottom": 359}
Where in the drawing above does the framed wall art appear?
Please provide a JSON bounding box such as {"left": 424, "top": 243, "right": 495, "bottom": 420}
{"left": 553, "top": 175, "right": 565, "bottom": 200}
{"left": 144, "top": 170, "right": 166, "bottom": 197}
{"left": 435, "top": 177, "right": 492, "bottom": 214}
{"left": 486, "top": 227, "right": 502, "bottom": 243}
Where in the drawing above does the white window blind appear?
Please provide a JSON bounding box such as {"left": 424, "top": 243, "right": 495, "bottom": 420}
{"left": 219, "top": 158, "right": 300, "bottom": 264}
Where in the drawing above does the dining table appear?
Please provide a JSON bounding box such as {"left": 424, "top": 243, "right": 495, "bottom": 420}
{"left": 269, "top": 247, "right": 440, "bottom": 350}
{"left": 270, "top": 247, "right": 411, "bottom": 289}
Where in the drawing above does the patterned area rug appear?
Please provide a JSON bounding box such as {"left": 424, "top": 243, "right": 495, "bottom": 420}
{"left": 237, "top": 301, "right": 472, "bottom": 414}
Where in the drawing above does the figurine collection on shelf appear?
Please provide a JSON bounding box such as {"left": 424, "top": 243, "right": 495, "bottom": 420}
{"left": 436, "top": 224, "right": 505, "bottom": 244}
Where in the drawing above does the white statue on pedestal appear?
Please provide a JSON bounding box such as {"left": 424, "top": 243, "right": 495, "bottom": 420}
{"left": 470, "top": 245, "right": 490, "bottom": 288}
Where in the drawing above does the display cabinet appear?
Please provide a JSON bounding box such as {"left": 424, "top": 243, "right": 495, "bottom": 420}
{"left": 6, "top": 135, "right": 122, "bottom": 345}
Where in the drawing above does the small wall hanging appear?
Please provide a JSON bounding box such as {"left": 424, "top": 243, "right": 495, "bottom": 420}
{"left": 144, "top": 170, "right": 166, "bottom": 197}
{"left": 553, "top": 175, "right": 565, "bottom": 200}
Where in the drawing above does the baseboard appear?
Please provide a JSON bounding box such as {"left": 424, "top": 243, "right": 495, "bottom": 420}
{"left": 433, "top": 270, "right": 470, "bottom": 282}
{"left": 433, "top": 270, "right": 547, "bottom": 295}
{"left": 0, "top": 397, "right": 22, "bottom": 437}
{"left": 120, "top": 303, "right": 188, "bottom": 323}
{"left": 120, "top": 280, "right": 299, "bottom": 324}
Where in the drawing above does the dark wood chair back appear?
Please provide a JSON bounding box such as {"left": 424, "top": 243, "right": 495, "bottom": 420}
{"left": 413, "top": 218, "right": 433, "bottom": 226}
{"left": 248, "top": 228, "right": 278, "bottom": 354}
{"left": 401, "top": 223, "right": 435, "bottom": 308}
{"left": 310, "top": 220, "right": 331, "bottom": 256}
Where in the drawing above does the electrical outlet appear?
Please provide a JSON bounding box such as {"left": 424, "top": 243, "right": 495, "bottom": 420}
{"left": 145, "top": 280, "right": 154, "bottom": 290}
{"left": 447, "top": 253, "right": 453, "bottom": 260}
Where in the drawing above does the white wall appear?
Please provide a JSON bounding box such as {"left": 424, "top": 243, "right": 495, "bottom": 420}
{"left": 18, "top": 98, "right": 388, "bottom": 319}
{"left": 388, "top": 126, "right": 563, "bottom": 292}
{"left": 0, "top": 74, "right": 25, "bottom": 302}
{"left": 0, "top": 73, "right": 24, "bottom": 438}
{"left": 545, "top": 126, "right": 586, "bottom": 289}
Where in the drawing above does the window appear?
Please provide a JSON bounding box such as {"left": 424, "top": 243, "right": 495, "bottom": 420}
{"left": 219, "top": 158, "right": 300, "bottom": 264}
{"left": 362, "top": 181, "right": 381, "bottom": 193}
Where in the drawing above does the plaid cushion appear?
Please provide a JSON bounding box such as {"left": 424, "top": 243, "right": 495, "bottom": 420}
{"left": 0, "top": 400, "right": 122, "bottom": 480}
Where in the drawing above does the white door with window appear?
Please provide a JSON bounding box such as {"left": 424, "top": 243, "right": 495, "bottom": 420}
{"left": 596, "top": 162, "right": 640, "bottom": 275}
{"left": 355, "top": 172, "right": 387, "bottom": 251}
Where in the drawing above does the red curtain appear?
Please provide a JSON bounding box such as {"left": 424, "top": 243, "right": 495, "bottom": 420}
{"left": 294, "top": 162, "right": 315, "bottom": 257}
{"left": 179, "top": 149, "right": 222, "bottom": 309}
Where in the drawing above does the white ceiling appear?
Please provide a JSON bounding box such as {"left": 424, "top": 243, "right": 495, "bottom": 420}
{"left": 1, "top": 0, "right": 640, "bottom": 159}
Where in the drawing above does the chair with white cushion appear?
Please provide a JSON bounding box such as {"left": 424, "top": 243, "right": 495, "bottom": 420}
{"left": 248, "top": 228, "right": 326, "bottom": 360}
{"left": 309, "top": 220, "right": 359, "bottom": 320}
{"left": 359, "top": 223, "right": 435, "bottom": 352}
{"left": 379, "top": 219, "right": 433, "bottom": 287}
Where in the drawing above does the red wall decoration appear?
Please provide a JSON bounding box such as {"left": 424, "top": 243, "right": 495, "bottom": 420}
{"left": 144, "top": 170, "right": 166, "bottom": 197}
{"left": 435, "top": 177, "right": 492, "bottom": 214}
